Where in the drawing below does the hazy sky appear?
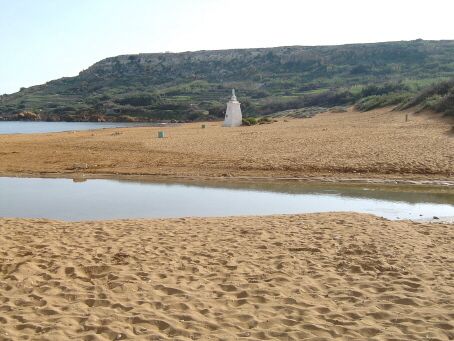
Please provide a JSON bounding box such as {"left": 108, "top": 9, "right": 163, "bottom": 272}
{"left": 1, "top": 0, "right": 454, "bottom": 94}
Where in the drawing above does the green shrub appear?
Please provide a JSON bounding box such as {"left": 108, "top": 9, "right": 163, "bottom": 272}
{"left": 242, "top": 117, "right": 257, "bottom": 126}
{"left": 359, "top": 82, "right": 410, "bottom": 98}
{"left": 402, "top": 78, "right": 454, "bottom": 109}
{"left": 115, "top": 93, "right": 161, "bottom": 106}
{"left": 257, "top": 117, "right": 273, "bottom": 124}
{"left": 401, "top": 78, "right": 454, "bottom": 116}
{"left": 355, "top": 93, "right": 412, "bottom": 111}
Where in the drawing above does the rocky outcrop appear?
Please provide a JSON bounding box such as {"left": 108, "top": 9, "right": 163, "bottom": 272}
{"left": 16, "top": 111, "right": 41, "bottom": 121}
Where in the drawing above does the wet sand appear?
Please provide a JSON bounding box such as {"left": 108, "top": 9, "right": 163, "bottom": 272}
{"left": 0, "top": 213, "right": 452, "bottom": 340}
{"left": 1, "top": 108, "right": 453, "bottom": 182}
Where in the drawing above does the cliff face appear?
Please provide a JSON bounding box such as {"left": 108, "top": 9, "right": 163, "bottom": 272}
{"left": 2, "top": 40, "right": 454, "bottom": 121}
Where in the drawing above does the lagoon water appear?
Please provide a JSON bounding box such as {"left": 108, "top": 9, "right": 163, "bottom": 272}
{"left": 0, "top": 177, "right": 453, "bottom": 221}
{"left": 0, "top": 121, "right": 153, "bottom": 134}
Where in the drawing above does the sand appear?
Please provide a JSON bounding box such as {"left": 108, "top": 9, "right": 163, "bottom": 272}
{"left": 1, "top": 108, "right": 453, "bottom": 182}
{"left": 1, "top": 109, "right": 453, "bottom": 339}
{"left": 0, "top": 213, "right": 452, "bottom": 340}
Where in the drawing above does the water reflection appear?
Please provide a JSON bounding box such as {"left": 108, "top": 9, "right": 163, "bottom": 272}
{"left": 119, "top": 178, "right": 454, "bottom": 205}
{"left": 0, "top": 177, "right": 453, "bottom": 221}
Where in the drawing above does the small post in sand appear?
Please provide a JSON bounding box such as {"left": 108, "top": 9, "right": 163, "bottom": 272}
{"left": 405, "top": 114, "right": 408, "bottom": 122}
{"left": 158, "top": 131, "right": 166, "bottom": 138}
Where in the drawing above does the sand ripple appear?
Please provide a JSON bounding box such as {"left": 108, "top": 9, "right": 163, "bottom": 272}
{"left": 0, "top": 213, "right": 452, "bottom": 340}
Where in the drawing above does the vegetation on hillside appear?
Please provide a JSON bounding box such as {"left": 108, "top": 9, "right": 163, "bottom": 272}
{"left": 400, "top": 78, "right": 454, "bottom": 116}
{"left": 1, "top": 40, "right": 454, "bottom": 121}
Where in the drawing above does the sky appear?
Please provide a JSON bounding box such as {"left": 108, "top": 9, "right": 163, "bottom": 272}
{"left": 1, "top": 0, "right": 454, "bottom": 94}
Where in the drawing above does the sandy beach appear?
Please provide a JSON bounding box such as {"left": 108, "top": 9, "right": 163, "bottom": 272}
{"left": 1, "top": 108, "right": 453, "bottom": 182}
{"left": 0, "top": 213, "right": 452, "bottom": 340}
{"left": 1, "top": 109, "right": 453, "bottom": 340}
{"left": 3, "top": 2, "right": 454, "bottom": 340}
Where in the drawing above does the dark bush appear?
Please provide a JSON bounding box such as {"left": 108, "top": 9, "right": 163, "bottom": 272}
{"left": 355, "top": 93, "right": 412, "bottom": 111}
{"left": 359, "top": 82, "right": 410, "bottom": 98}
{"left": 115, "top": 93, "right": 161, "bottom": 106}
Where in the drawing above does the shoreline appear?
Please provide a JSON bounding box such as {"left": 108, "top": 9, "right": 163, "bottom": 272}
{"left": 1, "top": 170, "right": 454, "bottom": 188}
{"left": 412, "top": 216, "right": 454, "bottom": 224}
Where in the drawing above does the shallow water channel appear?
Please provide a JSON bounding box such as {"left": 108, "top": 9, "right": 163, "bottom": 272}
{"left": 0, "top": 177, "right": 453, "bottom": 221}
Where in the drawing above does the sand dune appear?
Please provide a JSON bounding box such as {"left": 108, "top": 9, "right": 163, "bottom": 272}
{"left": 0, "top": 108, "right": 453, "bottom": 181}
{"left": 0, "top": 213, "right": 452, "bottom": 340}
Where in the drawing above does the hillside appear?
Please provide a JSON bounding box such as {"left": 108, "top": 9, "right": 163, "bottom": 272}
{"left": 1, "top": 39, "right": 454, "bottom": 122}
{"left": 400, "top": 78, "right": 454, "bottom": 116}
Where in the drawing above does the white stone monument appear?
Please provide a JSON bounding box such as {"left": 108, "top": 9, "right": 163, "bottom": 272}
{"left": 223, "top": 89, "right": 242, "bottom": 127}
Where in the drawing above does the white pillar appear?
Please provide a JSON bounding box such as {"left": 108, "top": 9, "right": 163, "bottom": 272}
{"left": 223, "top": 89, "right": 242, "bottom": 127}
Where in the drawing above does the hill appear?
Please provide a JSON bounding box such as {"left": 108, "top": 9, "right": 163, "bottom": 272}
{"left": 1, "top": 39, "right": 454, "bottom": 122}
